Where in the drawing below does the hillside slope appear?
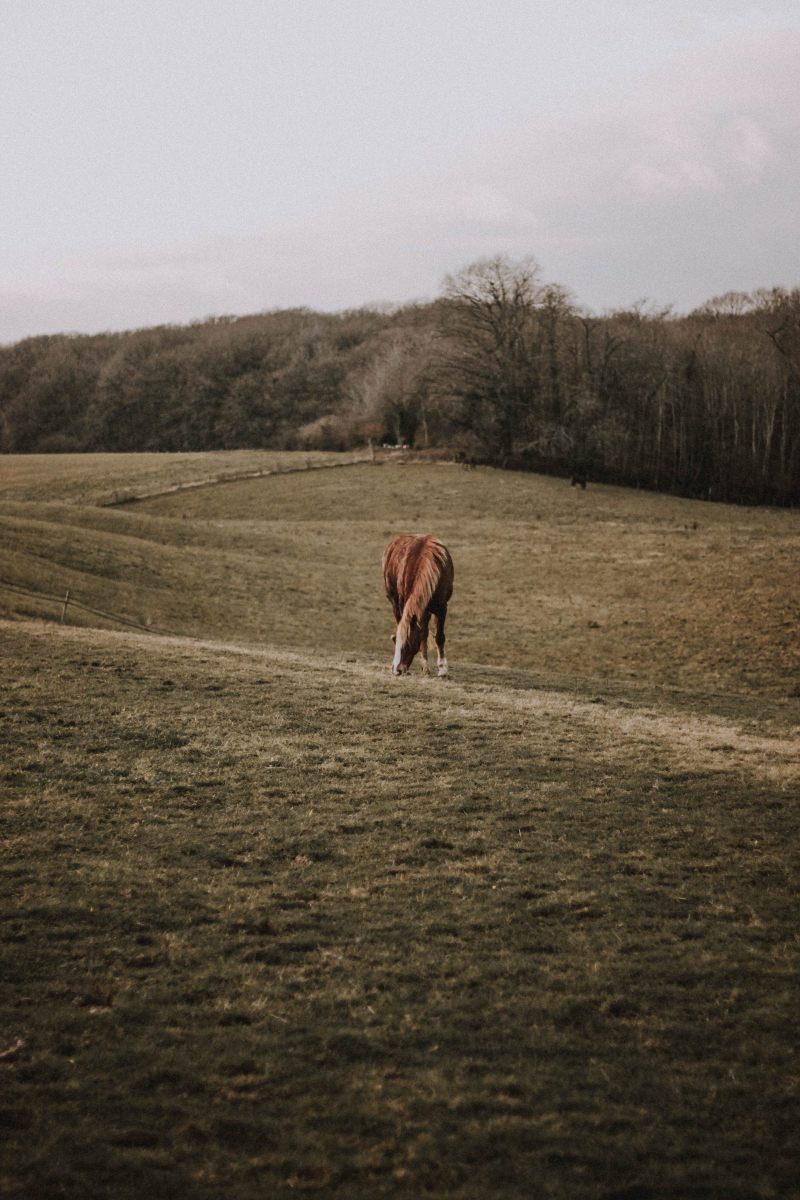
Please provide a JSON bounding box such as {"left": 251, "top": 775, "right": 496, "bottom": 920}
{"left": 1, "top": 457, "right": 798, "bottom": 698}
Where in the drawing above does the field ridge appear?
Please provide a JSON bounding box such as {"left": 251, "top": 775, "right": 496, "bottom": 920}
{"left": 101, "top": 450, "right": 383, "bottom": 507}
{"left": 7, "top": 617, "right": 798, "bottom": 791}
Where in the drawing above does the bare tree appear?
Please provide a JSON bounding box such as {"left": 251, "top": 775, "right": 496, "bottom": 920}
{"left": 440, "top": 256, "right": 543, "bottom": 459}
{"left": 343, "top": 327, "right": 437, "bottom": 447}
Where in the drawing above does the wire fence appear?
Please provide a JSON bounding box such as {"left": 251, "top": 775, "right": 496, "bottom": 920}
{"left": 0, "top": 577, "right": 181, "bottom": 636}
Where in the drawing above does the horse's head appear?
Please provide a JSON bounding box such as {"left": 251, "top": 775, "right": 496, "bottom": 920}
{"left": 392, "top": 614, "right": 423, "bottom": 675}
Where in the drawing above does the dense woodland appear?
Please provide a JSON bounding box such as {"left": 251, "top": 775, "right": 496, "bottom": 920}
{"left": 2, "top": 256, "right": 799, "bottom": 505}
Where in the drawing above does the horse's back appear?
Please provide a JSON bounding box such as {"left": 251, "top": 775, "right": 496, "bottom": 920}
{"left": 383, "top": 534, "right": 453, "bottom": 611}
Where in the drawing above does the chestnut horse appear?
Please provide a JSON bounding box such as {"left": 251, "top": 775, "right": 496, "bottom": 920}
{"left": 382, "top": 534, "right": 454, "bottom": 677}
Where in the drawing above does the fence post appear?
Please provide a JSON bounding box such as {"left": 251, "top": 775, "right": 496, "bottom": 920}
{"left": 60, "top": 590, "right": 70, "bottom": 624}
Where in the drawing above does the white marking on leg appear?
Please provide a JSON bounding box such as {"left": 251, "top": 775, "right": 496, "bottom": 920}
{"left": 438, "top": 655, "right": 448, "bottom": 678}
{"left": 392, "top": 635, "right": 403, "bottom": 675}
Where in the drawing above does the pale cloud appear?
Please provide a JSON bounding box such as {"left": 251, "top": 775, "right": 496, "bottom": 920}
{"left": 408, "top": 28, "right": 800, "bottom": 305}
{"left": 726, "top": 116, "right": 774, "bottom": 175}
{"left": 444, "top": 187, "right": 540, "bottom": 239}
{"left": 622, "top": 30, "right": 792, "bottom": 196}
{"left": 628, "top": 157, "right": 722, "bottom": 199}
{"left": 1, "top": 26, "right": 798, "bottom": 340}
{"left": 625, "top": 110, "right": 776, "bottom": 198}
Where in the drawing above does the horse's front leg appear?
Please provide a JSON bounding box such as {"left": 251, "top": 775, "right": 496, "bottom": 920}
{"left": 434, "top": 608, "right": 448, "bottom": 677}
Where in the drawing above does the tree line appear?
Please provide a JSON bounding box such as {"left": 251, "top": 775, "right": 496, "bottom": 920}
{"left": 2, "top": 255, "right": 799, "bottom": 505}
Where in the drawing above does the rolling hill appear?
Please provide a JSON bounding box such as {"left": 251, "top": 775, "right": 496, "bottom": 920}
{"left": 1, "top": 453, "right": 798, "bottom": 1198}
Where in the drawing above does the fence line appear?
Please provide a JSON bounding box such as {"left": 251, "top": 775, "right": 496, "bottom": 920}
{"left": 0, "top": 577, "right": 180, "bottom": 636}
{"left": 0, "top": 452, "right": 411, "bottom": 636}
{"left": 101, "top": 450, "right": 376, "bottom": 507}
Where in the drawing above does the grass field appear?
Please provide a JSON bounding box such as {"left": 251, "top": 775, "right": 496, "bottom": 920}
{"left": 1, "top": 453, "right": 799, "bottom": 1198}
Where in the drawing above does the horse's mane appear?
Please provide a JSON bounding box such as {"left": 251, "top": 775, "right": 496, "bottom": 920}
{"left": 407, "top": 537, "right": 449, "bottom": 619}
{"left": 385, "top": 534, "right": 450, "bottom": 633}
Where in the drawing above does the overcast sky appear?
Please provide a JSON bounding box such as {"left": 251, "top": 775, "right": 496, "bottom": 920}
{"left": 2, "top": 0, "right": 799, "bottom": 342}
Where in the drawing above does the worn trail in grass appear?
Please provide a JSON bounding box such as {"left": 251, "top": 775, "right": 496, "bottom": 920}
{"left": 2, "top": 619, "right": 798, "bottom": 1199}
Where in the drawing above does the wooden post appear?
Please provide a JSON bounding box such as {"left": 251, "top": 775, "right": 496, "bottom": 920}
{"left": 60, "top": 590, "right": 70, "bottom": 623}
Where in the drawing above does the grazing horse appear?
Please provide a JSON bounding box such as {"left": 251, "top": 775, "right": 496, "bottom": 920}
{"left": 382, "top": 534, "right": 454, "bottom": 677}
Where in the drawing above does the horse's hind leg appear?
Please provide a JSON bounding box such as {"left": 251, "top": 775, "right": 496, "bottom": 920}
{"left": 419, "top": 613, "right": 431, "bottom": 675}
{"left": 434, "top": 609, "right": 448, "bottom": 678}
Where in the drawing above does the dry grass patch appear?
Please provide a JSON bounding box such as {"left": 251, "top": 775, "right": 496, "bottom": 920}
{"left": 2, "top": 457, "right": 798, "bottom": 697}
{"left": 1, "top": 454, "right": 798, "bottom": 1197}
{"left": 1, "top": 619, "right": 798, "bottom": 1199}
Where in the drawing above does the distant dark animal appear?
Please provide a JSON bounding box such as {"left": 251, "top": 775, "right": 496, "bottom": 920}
{"left": 455, "top": 451, "right": 477, "bottom": 469}
{"left": 382, "top": 534, "right": 454, "bottom": 677}
{"left": 570, "top": 471, "right": 588, "bottom": 488}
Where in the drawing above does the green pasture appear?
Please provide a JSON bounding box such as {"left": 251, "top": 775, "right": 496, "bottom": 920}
{"left": 1, "top": 453, "right": 799, "bottom": 1198}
